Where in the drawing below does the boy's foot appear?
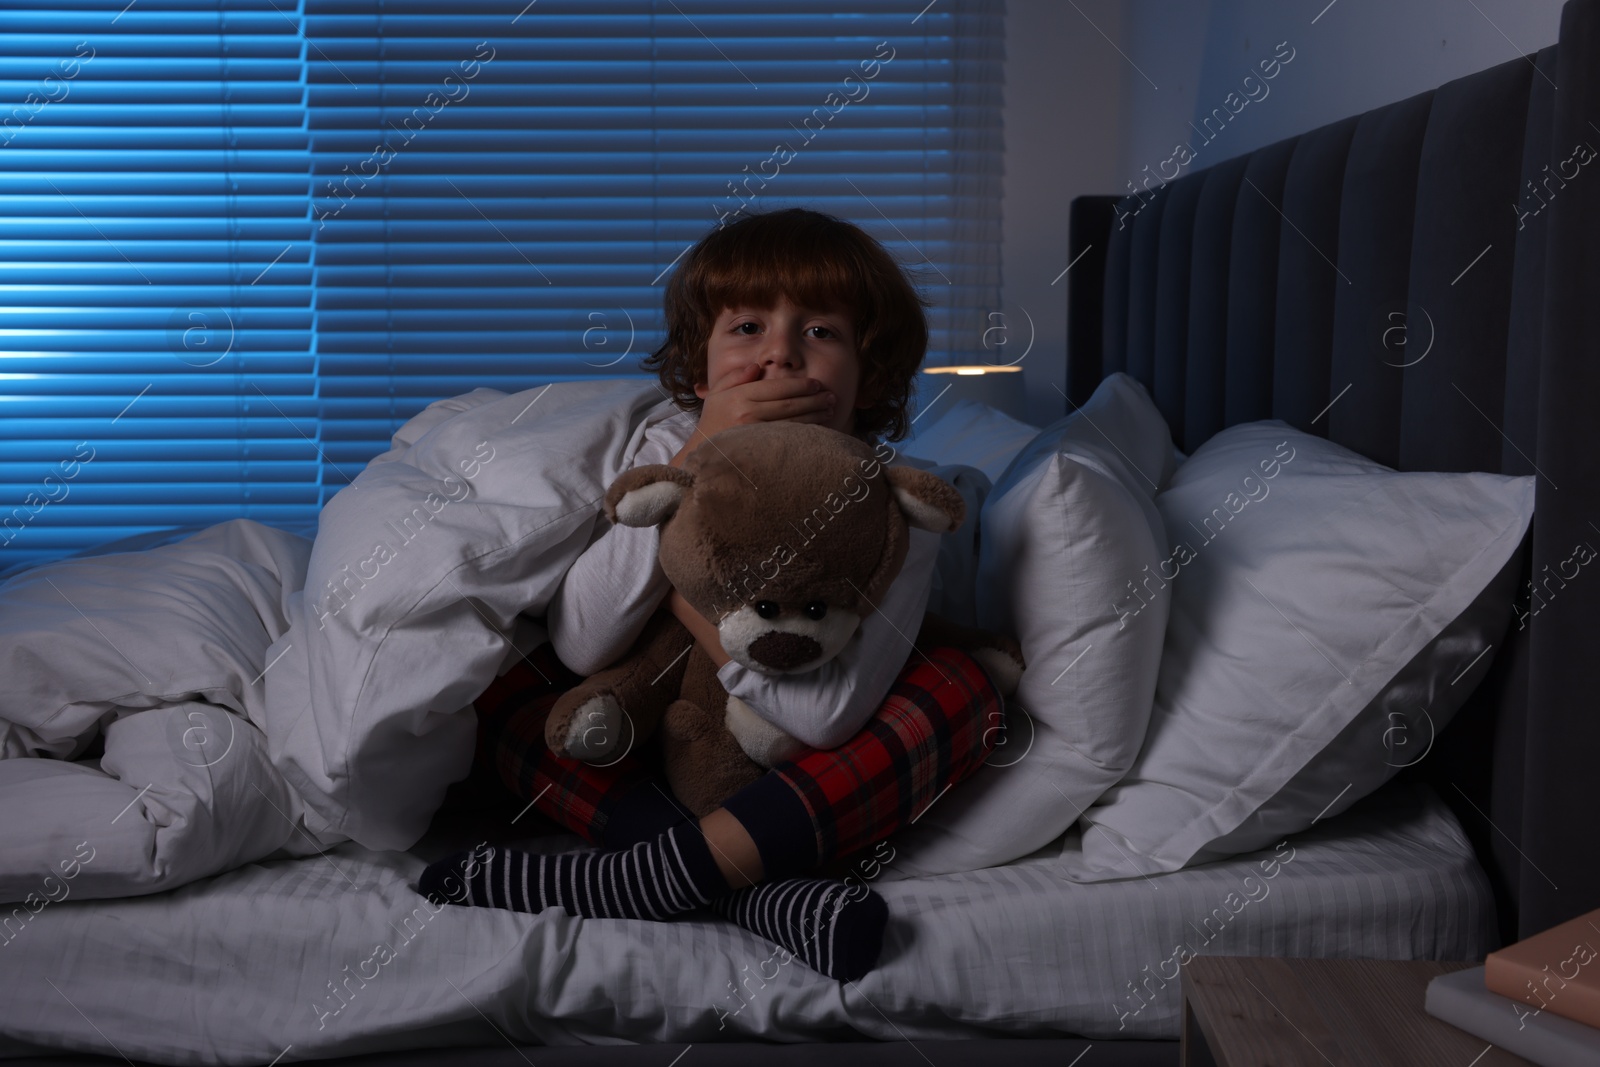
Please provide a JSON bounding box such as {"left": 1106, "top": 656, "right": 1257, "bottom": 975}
{"left": 709, "top": 877, "right": 890, "bottom": 981}
{"left": 419, "top": 826, "right": 890, "bottom": 980}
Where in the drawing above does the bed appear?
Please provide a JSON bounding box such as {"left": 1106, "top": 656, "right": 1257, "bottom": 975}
{"left": 3, "top": 1, "right": 1598, "bottom": 1063}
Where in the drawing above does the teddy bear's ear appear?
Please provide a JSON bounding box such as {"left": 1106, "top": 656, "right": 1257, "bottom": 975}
{"left": 604, "top": 464, "right": 696, "bottom": 527}
{"left": 882, "top": 465, "right": 965, "bottom": 533}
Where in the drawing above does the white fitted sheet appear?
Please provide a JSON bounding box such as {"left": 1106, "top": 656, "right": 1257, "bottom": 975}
{"left": 0, "top": 779, "right": 1497, "bottom": 1062}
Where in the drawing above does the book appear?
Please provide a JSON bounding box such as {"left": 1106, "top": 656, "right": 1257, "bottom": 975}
{"left": 1486, "top": 908, "right": 1600, "bottom": 1029}
{"left": 1425, "top": 965, "right": 1600, "bottom": 1066}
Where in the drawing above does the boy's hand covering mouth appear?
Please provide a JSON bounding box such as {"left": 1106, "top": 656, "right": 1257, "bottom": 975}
{"left": 694, "top": 363, "right": 837, "bottom": 442}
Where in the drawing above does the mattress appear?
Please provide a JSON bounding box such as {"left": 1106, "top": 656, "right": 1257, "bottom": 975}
{"left": 0, "top": 778, "right": 1496, "bottom": 1063}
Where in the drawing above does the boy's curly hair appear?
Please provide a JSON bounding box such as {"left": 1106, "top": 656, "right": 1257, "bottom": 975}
{"left": 640, "top": 207, "right": 932, "bottom": 445}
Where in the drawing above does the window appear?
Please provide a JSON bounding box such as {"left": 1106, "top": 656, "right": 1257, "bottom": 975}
{"left": 2, "top": 0, "right": 1004, "bottom": 571}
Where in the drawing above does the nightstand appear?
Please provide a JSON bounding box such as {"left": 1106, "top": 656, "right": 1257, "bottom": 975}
{"left": 1180, "top": 956, "right": 1535, "bottom": 1066}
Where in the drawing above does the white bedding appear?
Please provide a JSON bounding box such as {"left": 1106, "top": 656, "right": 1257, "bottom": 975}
{"left": 0, "top": 380, "right": 682, "bottom": 905}
{"left": 0, "top": 780, "right": 1495, "bottom": 1061}
{"left": 0, "top": 378, "right": 1029, "bottom": 909}
{"left": 0, "top": 382, "right": 1500, "bottom": 1061}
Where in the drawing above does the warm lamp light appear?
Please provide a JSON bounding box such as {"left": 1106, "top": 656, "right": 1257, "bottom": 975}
{"left": 922, "top": 365, "right": 1024, "bottom": 375}
{"left": 912, "top": 363, "right": 1029, "bottom": 423}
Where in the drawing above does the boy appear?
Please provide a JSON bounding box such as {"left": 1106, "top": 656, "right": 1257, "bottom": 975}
{"left": 421, "top": 210, "right": 1003, "bottom": 983}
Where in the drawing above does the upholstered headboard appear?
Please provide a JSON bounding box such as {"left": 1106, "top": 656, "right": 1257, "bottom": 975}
{"left": 1066, "top": 0, "right": 1599, "bottom": 945}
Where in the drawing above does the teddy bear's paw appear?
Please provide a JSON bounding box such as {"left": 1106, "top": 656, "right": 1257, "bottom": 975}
{"left": 559, "top": 692, "right": 631, "bottom": 762}
{"left": 970, "top": 645, "right": 1024, "bottom": 698}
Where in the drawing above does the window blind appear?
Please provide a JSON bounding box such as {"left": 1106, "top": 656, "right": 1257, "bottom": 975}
{"left": 2, "top": 0, "right": 1004, "bottom": 571}
{"left": 0, "top": 1, "right": 315, "bottom": 569}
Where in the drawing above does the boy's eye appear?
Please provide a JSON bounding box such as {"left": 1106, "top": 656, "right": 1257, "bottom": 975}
{"left": 727, "top": 319, "right": 844, "bottom": 340}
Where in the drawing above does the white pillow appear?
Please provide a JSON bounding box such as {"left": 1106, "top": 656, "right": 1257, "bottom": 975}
{"left": 902, "top": 396, "right": 1040, "bottom": 484}
{"left": 1199, "top": 545, "right": 1521, "bottom": 862}
{"left": 1057, "top": 420, "right": 1535, "bottom": 880}
{"left": 880, "top": 372, "right": 1179, "bottom": 878}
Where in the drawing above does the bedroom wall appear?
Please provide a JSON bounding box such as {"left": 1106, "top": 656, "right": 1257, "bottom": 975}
{"left": 991, "top": 0, "right": 1567, "bottom": 430}
{"left": 1117, "top": 0, "right": 1569, "bottom": 192}
{"left": 994, "top": 0, "right": 1128, "bottom": 429}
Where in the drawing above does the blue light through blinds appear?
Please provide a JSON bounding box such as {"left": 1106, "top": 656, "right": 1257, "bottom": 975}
{"left": 0, "top": 1, "right": 315, "bottom": 567}
{"left": 2, "top": 0, "right": 1004, "bottom": 571}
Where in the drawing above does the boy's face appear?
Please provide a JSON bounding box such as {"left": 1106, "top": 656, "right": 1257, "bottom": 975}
{"left": 695, "top": 295, "right": 866, "bottom": 436}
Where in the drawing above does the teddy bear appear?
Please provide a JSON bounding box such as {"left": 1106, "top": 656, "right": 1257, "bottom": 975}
{"left": 542, "top": 420, "right": 1026, "bottom": 817}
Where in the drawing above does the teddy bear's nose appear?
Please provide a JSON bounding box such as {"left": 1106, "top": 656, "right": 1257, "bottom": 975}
{"left": 747, "top": 629, "right": 824, "bottom": 670}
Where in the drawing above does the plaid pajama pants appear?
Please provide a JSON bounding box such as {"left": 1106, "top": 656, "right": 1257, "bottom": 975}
{"left": 471, "top": 639, "right": 1005, "bottom": 873}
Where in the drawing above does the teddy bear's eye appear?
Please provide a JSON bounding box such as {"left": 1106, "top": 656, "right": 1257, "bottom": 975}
{"left": 755, "top": 600, "right": 781, "bottom": 619}
{"left": 803, "top": 600, "right": 827, "bottom": 620}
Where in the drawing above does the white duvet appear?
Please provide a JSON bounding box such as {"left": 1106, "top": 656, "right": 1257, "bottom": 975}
{"left": 0, "top": 380, "right": 683, "bottom": 902}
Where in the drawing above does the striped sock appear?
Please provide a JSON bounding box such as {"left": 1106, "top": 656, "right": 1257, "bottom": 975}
{"left": 708, "top": 878, "right": 890, "bottom": 982}
{"left": 418, "top": 821, "right": 730, "bottom": 920}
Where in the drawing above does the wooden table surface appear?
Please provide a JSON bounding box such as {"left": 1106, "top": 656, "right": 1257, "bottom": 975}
{"left": 1180, "top": 957, "right": 1536, "bottom": 1066}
